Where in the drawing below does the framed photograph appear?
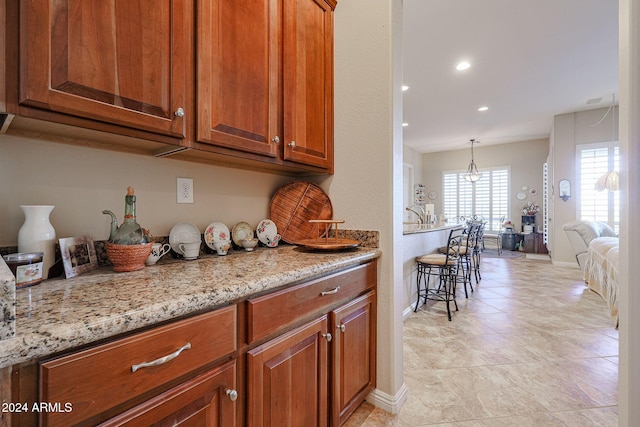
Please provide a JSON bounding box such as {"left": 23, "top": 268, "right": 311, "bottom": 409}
{"left": 59, "top": 236, "right": 99, "bottom": 278}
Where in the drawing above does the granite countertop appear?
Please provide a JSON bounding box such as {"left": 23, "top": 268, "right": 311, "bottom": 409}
{"left": 403, "top": 222, "right": 462, "bottom": 235}
{"left": 0, "top": 245, "right": 380, "bottom": 369}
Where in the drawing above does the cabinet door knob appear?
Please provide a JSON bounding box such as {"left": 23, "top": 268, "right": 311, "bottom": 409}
{"left": 174, "top": 107, "right": 185, "bottom": 118}
{"left": 272, "top": 136, "right": 280, "bottom": 144}
{"left": 288, "top": 140, "right": 296, "bottom": 148}
{"left": 339, "top": 324, "right": 346, "bottom": 332}
{"left": 225, "top": 389, "right": 238, "bottom": 401}
{"left": 322, "top": 333, "right": 332, "bottom": 342}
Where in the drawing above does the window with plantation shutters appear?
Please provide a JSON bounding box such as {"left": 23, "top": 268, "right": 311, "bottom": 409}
{"left": 577, "top": 142, "right": 619, "bottom": 233}
{"left": 442, "top": 168, "right": 510, "bottom": 232}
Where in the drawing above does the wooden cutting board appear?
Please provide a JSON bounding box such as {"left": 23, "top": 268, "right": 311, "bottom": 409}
{"left": 269, "top": 181, "right": 333, "bottom": 244}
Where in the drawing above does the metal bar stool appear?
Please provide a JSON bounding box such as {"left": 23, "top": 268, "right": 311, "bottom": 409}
{"left": 460, "top": 222, "right": 480, "bottom": 295}
{"left": 414, "top": 228, "right": 463, "bottom": 320}
{"left": 437, "top": 222, "right": 478, "bottom": 298}
{"left": 471, "top": 221, "right": 485, "bottom": 284}
{"left": 482, "top": 215, "right": 505, "bottom": 255}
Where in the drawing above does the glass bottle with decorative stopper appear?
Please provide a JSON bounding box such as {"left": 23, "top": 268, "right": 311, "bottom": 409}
{"left": 110, "top": 187, "right": 147, "bottom": 245}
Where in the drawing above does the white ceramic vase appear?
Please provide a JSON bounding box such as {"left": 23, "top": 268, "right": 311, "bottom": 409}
{"left": 18, "top": 205, "right": 56, "bottom": 279}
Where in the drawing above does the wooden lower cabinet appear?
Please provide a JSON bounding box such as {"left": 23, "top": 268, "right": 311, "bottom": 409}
{"left": 246, "top": 316, "right": 329, "bottom": 426}
{"left": 331, "top": 291, "right": 376, "bottom": 426}
{"left": 8, "top": 261, "right": 377, "bottom": 427}
{"left": 39, "top": 306, "right": 237, "bottom": 427}
{"left": 99, "top": 360, "right": 237, "bottom": 427}
{"left": 245, "top": 264, "right": 377, "bottom": 427}
{"left": 523, "top": 232, "right": 548, "bottom": 254}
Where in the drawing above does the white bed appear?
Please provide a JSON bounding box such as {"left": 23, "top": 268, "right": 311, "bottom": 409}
{"left": 584, "top": 236, "right": 620, "bottom": 327}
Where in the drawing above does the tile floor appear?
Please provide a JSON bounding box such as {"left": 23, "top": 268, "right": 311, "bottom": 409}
{"left": 345, "top": 253, "right": 618, "bottom": 426}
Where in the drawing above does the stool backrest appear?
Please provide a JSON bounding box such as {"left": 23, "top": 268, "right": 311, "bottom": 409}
{"left": 474, "top": 221, "right": 486, "bottom": 248}
{"left": 445, "top": 228, "right": 464, "bottom": 264}
{"left": 460, "top": 222, "right": 482, "bottom": 252}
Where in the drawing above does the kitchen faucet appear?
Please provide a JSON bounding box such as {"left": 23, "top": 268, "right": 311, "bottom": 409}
{"left": 406, "top": 205, "right": 426, "bottom": 224}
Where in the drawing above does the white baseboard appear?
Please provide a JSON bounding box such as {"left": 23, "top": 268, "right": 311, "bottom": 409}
{"left": 366, "top": 382, "right": 408, "bottom": 415}
{"left": 402, "top": 305, "right": 414, "bottom": 321}
{"left": 525, "top": 253, "right": 551, "bottom": 261}
{"left": 552, "top": 260, "right": 580, "bottom": 268}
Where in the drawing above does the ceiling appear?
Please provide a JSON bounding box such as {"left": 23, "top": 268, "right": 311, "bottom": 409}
{"left": 402, "top": 0, "right": 619, "bottom": 154}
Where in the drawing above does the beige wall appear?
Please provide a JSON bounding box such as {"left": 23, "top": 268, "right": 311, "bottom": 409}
{"left": 402, "top": 145, "right": 424, "bottom": 222}
{"left": 421, "top": 139, "right": 549, "bottom": 229}
{"left": 333, "top": 0, "right": 406, "bottom": 411}
{"left": 0, "top": 135, "right": 300, "bottom": 245}
{"left": 618, "top": 1, "right": 640, "bottom": 423}
{"left": 549, "top": 106, "right": 619, "bottom": 265}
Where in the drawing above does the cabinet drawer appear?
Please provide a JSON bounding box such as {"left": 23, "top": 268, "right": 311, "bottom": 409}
{"left": 40, "top": 305, "right": 237, "bottom": 427}
{"left": 247, "top": 261, "right": 376, "bottom": 344}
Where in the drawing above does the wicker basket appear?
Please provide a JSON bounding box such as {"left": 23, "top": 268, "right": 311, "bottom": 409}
{"left": 106, "top": 242, "right": 153, "bottom": 272}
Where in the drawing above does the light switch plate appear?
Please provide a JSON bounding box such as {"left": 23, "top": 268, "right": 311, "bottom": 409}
{"left": 177, "top": 178, "right": 194, "bottom": 203}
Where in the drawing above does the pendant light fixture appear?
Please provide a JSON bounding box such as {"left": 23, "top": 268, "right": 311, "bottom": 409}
{"left": 463, "top": 139, "right": 482, "bottom": 182}
{"left": 595, "top": 94, "right": 619, "bottom": 192}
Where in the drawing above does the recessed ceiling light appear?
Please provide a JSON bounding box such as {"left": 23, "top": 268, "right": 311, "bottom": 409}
{"left": 456, "top": 61, "right": 471, "bottom": 71}
{"left": 478, "top": 106, "right": 489, "bottom": 112}
{"left": 402, "top": 85, "right": 410, "bottom": 91}
{"left": 402, "top": 122, "right": 409, "bottom": 127}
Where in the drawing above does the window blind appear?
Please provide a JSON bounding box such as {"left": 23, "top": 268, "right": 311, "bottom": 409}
{"left": 577, "top": 143, "right": 619, "bottom": 232}
{"left": 442, "top": 168, "right": 510, "bottom": 231}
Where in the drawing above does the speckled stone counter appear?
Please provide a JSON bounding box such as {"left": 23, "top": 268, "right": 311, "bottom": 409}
{"left": 403, "top": 222, "right": 462, "bottom": 235}
{"left": 0, "top": 260, "right": 16, "bottom": 341}
{"left": 0, "top": 245, "right": 380, "bottom": 369}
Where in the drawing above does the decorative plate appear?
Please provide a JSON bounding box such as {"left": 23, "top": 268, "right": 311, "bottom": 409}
{"left": 256, "top": 219, "right": 278, "bottom": 245}
{"left": 296, "top": 238, "right": 359, "bottom": 251}
{"left": 204, "top": 222, "right": 231, "bottom": 250}
{"left": 516, "top": 191, "right": 527, "bottom": 201}
{"left": 269, "top": 181, "right": 333, "bottom": 244}
{"left": 427, "top": 191, "right": 437, "bottom": 200}
{"left": 169, "top": 223, "right": 201, "bottom": 253}
{"left": 231, "top": 222, "right": 254, "bottom": 246}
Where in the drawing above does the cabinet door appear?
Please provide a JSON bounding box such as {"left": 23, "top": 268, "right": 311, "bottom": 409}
{"left": 20, "top": 0, "right": 188, "bottom": 138}
{"left": 247, "top": 316, "right": 329, "bottom": 426}
{"left": 331, "top": 291, "right": 376, "bottom": 426}
{"left": 99, "top": 360, "right": 237, "bottom": 427}
{"left": 523, "top": 234, "right": 535, "bottom": 253}
{"left": 196, "top": 0, "right": 279, "bottom": 158}
{"left": 282, "top": 0, "right": 336, "bottom": 170}
{"left": 536, "top": 234, "right": 549, "bottom": 254}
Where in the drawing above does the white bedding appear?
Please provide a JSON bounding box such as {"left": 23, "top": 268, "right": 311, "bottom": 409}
{"left": 584, "top": 236, "right": 619, "bottom": 326}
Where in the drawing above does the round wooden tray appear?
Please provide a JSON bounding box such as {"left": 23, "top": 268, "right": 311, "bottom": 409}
{"left": 269, "top": 181, "right": 333, "bottom": 244}
{"left": 296, "top": 238, "right": 360, "bottom": 251}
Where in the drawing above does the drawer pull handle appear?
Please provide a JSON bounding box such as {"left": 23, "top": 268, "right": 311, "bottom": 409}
{"left": 339, "top": 324, "right": 346, "bottom": 332}
{"left": 321, "top": 286, "right": 340, "bottom": 296}
{"left": 322, "top": 333, "right": 332, "bottom": 342}
{"left": 226, "top": 389, "right": 238, "bottom": 401}
{"left": 131, "top": 342, "right": 191, "bottom": 373}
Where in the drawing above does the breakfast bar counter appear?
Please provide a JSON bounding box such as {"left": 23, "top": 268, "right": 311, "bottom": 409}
{"left": 403, "top": 221, "right": 462, "bottom": 235}
{"left": 0, "top": 245, "right": 380, "bottom": 369}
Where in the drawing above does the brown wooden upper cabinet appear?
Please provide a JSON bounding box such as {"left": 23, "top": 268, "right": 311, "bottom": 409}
{"left": 196, "top": 0, "right": 336, "bottom": 171}
{"left": 19, "top": 0, "right": 189, "bottom": 139}
{"left": 8, "top": 0, "right": 336, "bottom": 173}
